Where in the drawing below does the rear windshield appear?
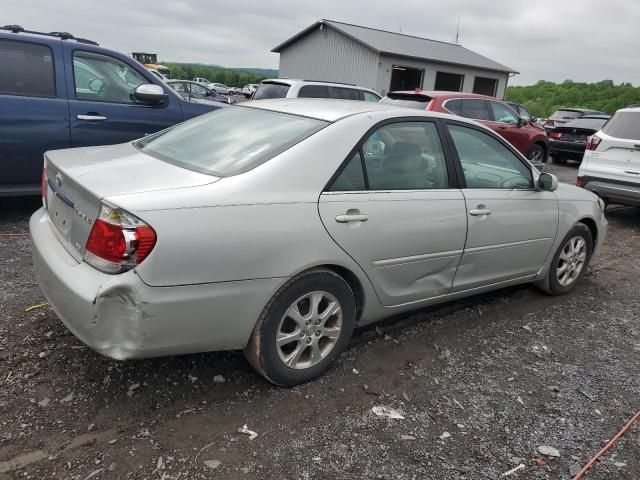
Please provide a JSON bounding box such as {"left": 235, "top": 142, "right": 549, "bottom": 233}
{"left": 549, "top": 110, "right": 583, "bottom": 120}
{"left": 561, "top": 117, "right": 609, "bottom": 131}
{"left": 380, "top": 93, "right": 432, "bottom": 110}
{"left": 602, "top": 111, "right": 640, "bottom": 140}
{"left": 253, "top": 82, "right": 290, "bottom": 100}
{"left": 134, "top": 107, "right": 328, "bottom": 176}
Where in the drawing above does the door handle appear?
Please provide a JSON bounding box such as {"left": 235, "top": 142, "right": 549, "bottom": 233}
{"left": 335, "top": 213, "right": 368, "bottom": 223}
{"left": 469, "top": 208, "right": 492, "bottom": 216}
{"left": 77, "top": 114, "right": 107, "bottom": 122}
{"left": 624, "top": 170, "right": 640, "bottom": 175}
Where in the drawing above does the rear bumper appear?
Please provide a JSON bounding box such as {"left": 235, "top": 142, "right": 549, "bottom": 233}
{"left": 549, "top": 140, "right": 586, "bottom": 160}
{"left": 581, "top": 176, "right": 640, "bottom": 207}
{"left": 30, "top": 208, "right": 281, "bottom": 359}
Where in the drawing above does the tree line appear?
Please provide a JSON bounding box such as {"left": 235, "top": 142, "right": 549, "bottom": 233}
{"left": 506, "top": 80, "right": 640, "bottom": 118}
{"left": 163, "top": 62, "right": 268, "bottom": 87}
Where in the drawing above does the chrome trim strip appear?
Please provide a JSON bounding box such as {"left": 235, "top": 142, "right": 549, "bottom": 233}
{"left": 47, "top": 177, "right": 74, "bottom": 208}
{"left": 464, "top": 237, "right": 553, "bottom": 254}
{"left": 372, "top": 249, "right": 463, "bottom": 267}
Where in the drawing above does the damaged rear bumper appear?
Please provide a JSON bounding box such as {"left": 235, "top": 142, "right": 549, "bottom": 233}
{"left": 30, "top": 208, "right": 281, "bottom": 360}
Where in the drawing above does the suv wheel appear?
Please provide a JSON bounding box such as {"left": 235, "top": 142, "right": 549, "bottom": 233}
{"left": 244, "top": 269, "right": 356, "bottom": 386}
{"left": 527, "top": 144, "right": 546, "bottom": 163}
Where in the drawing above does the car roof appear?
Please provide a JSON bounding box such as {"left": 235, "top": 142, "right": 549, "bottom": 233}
{"left": 242, "top": 98, "right": 458, "bottom": 122}
{"left": 618, "top": 107, "right": 640, "bottom": 113}
{"left": 388, "top": 90, "right": 497, "bottom": 101}
{"left": 260, "top": 78, "right": 376, "bottom": 90}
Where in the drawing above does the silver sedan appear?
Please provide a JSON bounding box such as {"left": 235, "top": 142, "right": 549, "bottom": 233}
{"left": 30, "top": 99, "right": 607, "bottom": 386}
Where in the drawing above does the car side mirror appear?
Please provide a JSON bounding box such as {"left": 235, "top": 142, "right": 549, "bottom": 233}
{"left": 134, "top": 84, "right": 168, "bottom": 104}
{"left": 518, "top": 117, "right": 528, "bottom": 126}
{"left": 538, "top": 172, "right": 558, "bottom": 192}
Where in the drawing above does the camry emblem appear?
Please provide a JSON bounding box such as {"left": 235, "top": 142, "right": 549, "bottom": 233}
{"left": 55, "top": 172, "right": 62, "bottom": 187}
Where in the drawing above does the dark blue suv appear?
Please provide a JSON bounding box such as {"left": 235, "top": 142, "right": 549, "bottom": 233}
{"left": 0, "top": 26, "right": 226, "bottom": 196}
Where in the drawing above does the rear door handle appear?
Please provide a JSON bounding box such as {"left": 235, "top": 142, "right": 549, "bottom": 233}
{"left": 625, "top": 170, "right": 640, "bottom": 175}
{"left": 335, "top": 213, "right": 368, "bottom": 223}
{"left": 469, "top": 208, "right": 492, "bottom": 216}
{"left": 77, "top": 114, "right": 107, "bottom": 122}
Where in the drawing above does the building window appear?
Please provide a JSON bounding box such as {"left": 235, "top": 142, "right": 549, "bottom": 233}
{"left": 472, "top": 76, "right": 498, "bottom": 97}
{"left": 434, "top": 72, "right": 464, "bottom": 92}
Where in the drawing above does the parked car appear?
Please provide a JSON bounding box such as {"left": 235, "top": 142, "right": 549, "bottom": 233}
{"left": 0, "top": 25, "right": 225, "bottom": 196}
{"left": 578, "top": 107, "right": 640, "bottom": 206}
{"left": 543, "top": 108, "right": 605, "bottom": 132}
{"left": 242, "top": 84, "right": 258, "bottom": 98}
{"left": 31, "top": 99, "right": 607, "bottom": 386}
{"left": 381, "top": 91, "right": 549, "bottom": 168}
{"left": 208, "top": 83, "right": 232, "bottom": 95}
{"left": 549, "top": 115, "right": 610, "bottom": 164}
{"left": 505, "top": 101, "right": 537, "bottom": 123}
{"left": 192, "top": 77, "right": 209, "bottom": 85}
{"left": 167, "top": 80, "right": 234, "bottom": 104}
{"left": 253, "top": 79, "right": 382, "bottom": 102}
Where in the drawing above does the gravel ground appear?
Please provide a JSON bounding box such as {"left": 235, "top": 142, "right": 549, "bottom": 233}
{"left": 0, "top": 162, "right": 638, "bottom": 479}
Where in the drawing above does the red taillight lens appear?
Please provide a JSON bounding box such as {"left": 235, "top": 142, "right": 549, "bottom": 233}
{"left": 84, "top": 203, "right": 156, "bottom": 274}
{"left": 576, "top": 176, "right": 585, "bottom": 187}
{"left": 586, "top": 135, "right": 602, "bottom": 151}
{"left": 550, "top": 131, "right": 563, "bottom": 139}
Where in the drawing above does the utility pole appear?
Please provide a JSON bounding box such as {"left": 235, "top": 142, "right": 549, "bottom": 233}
{"left": 455, "top": 15, "right": 461, "bottom": 44}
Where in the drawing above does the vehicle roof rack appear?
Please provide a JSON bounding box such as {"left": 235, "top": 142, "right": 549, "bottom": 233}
{"left": 1, "top": 25, "right": 99, "bottom": 45}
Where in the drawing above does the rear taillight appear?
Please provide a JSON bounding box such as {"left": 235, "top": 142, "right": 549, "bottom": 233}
{"left": 84, "top": 203, "right": 156, "bottom": 274}
{"left": 550, "top": 131, "right": 563, "bottom": 139}
{"left": 576, "top": 176, "right": 585, "bottom": 188}
{"left": 586, "top": 135, "right": 602, "bottom": 151}
{"left": 545, "top": 119, "right": 554, "bottom": 126}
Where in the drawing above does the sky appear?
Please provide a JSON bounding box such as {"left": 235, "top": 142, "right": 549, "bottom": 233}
{"left": 5, "top": 0, "right": 640, "bottom": 86}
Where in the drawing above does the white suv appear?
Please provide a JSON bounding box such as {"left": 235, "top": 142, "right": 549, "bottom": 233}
{"left": 252, "top": 79, "right": 382, "bottom": 102}
{"left": 578, "top": 107, "right": 640, "bottom": 207}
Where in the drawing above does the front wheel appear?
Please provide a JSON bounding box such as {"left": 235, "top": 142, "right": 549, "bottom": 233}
{"left": 244, "top": 269, "right": 356, "bottom": 386}
{"left": 527, "top": 144, "right": 546, "bottom": 163}
{"left": 540, "top": 224, "right": 593, "bottom": 295}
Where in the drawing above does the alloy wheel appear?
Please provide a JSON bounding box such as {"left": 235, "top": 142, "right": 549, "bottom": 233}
{"left": 275, "top": 291, "right": 343, "bottom": 370}
{"left": 556, "top": 236, "right": 587, "bottom": 286}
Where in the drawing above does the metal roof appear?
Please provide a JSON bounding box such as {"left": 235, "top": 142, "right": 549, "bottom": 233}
{"left": 272, "top": 19, "right": 518, "bottom": 74}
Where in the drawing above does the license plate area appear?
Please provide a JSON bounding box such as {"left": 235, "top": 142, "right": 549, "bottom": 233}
{"left": 46, "top": 183, "right": 74, "bottom": 240}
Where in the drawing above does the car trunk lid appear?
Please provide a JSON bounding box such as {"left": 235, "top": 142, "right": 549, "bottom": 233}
{"left": 43, "top": 142, "right": 218, "bottom": 261}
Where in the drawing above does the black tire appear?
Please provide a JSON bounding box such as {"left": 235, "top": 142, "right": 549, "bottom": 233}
{"left": 527, "top": 144, "right": 546, "bottom": 164}
{"left": 244, "top": 269, "right": 356, "bottom": 386}
{"left": 540, "top": 224, "right": 593, "bottom": 295}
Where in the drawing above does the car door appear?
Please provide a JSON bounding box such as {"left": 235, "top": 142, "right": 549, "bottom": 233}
{"left": 485, "top": 100, "right": 530, "bottom": 154}
{"left": 318, "top": 120, "right": 468, "bottom": 306}
{"left": 444, "top": 121, "right": 558, "bottom": 292}
{"left": 0, "top": 38, "right": 69, "bottom": 190}
{"left": 65, "top": 45, "right": 184, "bottom": 147}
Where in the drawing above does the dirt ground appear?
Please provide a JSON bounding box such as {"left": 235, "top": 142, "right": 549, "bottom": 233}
{"left": 0, "top": 162, "right": 638, "bottom": 480}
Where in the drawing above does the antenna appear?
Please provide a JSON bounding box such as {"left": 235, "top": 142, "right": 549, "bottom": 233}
{"left": 455, "top": 15, "right": 461, "bottom": 43}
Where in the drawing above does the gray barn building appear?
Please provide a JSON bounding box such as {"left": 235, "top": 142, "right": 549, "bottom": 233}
{"left": 272, "top": 20, "right": 518, "bottom": 99}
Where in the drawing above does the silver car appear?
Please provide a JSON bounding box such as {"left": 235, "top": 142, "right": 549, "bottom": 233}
{"left": 30, "top": 99, "right": 607, "bottom": 386}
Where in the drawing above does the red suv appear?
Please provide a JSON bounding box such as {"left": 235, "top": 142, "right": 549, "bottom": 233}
{"left": 381, "top": 91, "right": 549, "bottom": 166}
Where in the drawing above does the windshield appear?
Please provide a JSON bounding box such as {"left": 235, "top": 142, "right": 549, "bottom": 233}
{"left": 253, "top": 82, "right": 290, "bottom": 100}
{"left": 562, "top": 117, "right": 609, "bottom": 131}
{"left": 135, "top": 107, "right": 328, "bottom": 176}
{"left": 380, "top": 94, "right": 432, "bottom": 110}
{"left": 602, "top": 111, "right": 640, "bottom": 140}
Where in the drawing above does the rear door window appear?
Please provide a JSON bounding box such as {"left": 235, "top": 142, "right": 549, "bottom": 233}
{"left": 0, "top": 39, "right": 55, "bottom": 97}
{"left": 330, "top": 87, "right": 361, "bottom": 100}
{"left": 602, "top": 111, "right": 640, "bottom": 139}
{"left": 460, "top": 99, "right": 492, "bottom": 121}
{"left": 253, "top": 82, "right": 290, "bottom": 100}
{"left": 298, "top": 84, "right": 330, "bottom": 98}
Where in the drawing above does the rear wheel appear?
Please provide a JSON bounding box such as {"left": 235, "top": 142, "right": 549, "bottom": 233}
{"left": 539, "top": 224, "right": 593, "bottom": 295}
{"left": 244, "top": 269, "right": 356, "bottom": 386}
{"left": 527, "top": 144, "right": 546, "bottom": 163}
